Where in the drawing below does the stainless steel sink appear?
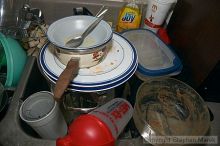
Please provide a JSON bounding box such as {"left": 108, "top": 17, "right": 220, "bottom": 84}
{"left": 0, "top": 1, "right": 219, "bottom": 145}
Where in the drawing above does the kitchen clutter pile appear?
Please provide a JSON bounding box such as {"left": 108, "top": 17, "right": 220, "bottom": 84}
{"left": 17, "top": 3, "right": 212, "bottom": 146}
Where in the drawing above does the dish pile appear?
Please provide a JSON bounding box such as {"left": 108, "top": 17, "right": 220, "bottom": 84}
{"left": 39, "top": 16, "right": 138, "bottom": 92}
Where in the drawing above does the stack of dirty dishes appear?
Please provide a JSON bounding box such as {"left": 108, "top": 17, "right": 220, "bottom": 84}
{"left": 39, "top": 15, "right": 138, "bottom": 92}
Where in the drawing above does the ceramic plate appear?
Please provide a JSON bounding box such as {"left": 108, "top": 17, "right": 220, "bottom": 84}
{"left": 39, "top": 33, "right": 137, "bottom": 87}
{"left": 42, "top": 63, "right": 138, "bottom": 92}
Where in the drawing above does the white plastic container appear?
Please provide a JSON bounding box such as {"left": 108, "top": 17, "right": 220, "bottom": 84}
{"left": 143, "top": 0, "right": 177, "bottom": 32}
{"left": 19, "top": 91, "right": 67, "bottom": 140}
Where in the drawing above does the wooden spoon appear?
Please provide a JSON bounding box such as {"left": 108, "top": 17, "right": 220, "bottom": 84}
{"left": 53, "top": 58, "right": 79, "bottom": 102}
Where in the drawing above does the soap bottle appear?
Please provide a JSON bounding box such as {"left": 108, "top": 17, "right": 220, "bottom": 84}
{"left": 116, "top": 0, "right": 142, "bottom": 32}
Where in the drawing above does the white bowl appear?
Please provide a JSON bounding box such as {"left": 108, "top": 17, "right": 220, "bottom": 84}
{"left": 47, "top": 15, "right": 113, "bottom": 50}
{"left": 47, "top": 15, "right": 113, "bottom": 68}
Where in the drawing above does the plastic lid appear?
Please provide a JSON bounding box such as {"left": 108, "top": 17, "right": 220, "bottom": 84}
{"left": 56, "top": 114, "right": 115, "bottom": 146}
{"left": 121, "top": 29, "right": 182, "bottom": 77}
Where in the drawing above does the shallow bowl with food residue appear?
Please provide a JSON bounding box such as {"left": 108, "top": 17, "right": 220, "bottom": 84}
{"left": 47, "top": 15, "right": 113, "bottom": 68}
{"left": 133, "top": 77, "right": 210, "bottom": 146}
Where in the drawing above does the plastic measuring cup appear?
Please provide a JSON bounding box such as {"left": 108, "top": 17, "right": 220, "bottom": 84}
{"left": 57, "top": 98, "right": 133, "bottom": 146}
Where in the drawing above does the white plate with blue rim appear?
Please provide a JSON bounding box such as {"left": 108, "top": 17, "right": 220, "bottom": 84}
{"left": 41, "top": 62, "right": 138, "bottom": 92}
{"left": 39, "top": 33, "right": 138, "bottom": 87}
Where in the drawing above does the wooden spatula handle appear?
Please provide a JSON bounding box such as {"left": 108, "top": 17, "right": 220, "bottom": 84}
{"left": 53, "top": 58, "right": 79, "bottom": 101}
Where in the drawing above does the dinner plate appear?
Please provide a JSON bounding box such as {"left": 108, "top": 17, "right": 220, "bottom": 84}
{"left": 39, "top": 33, "right": 137, "bottom": 87}
{"left": 42, "top": 63, "right": 138, "bottom": 92}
